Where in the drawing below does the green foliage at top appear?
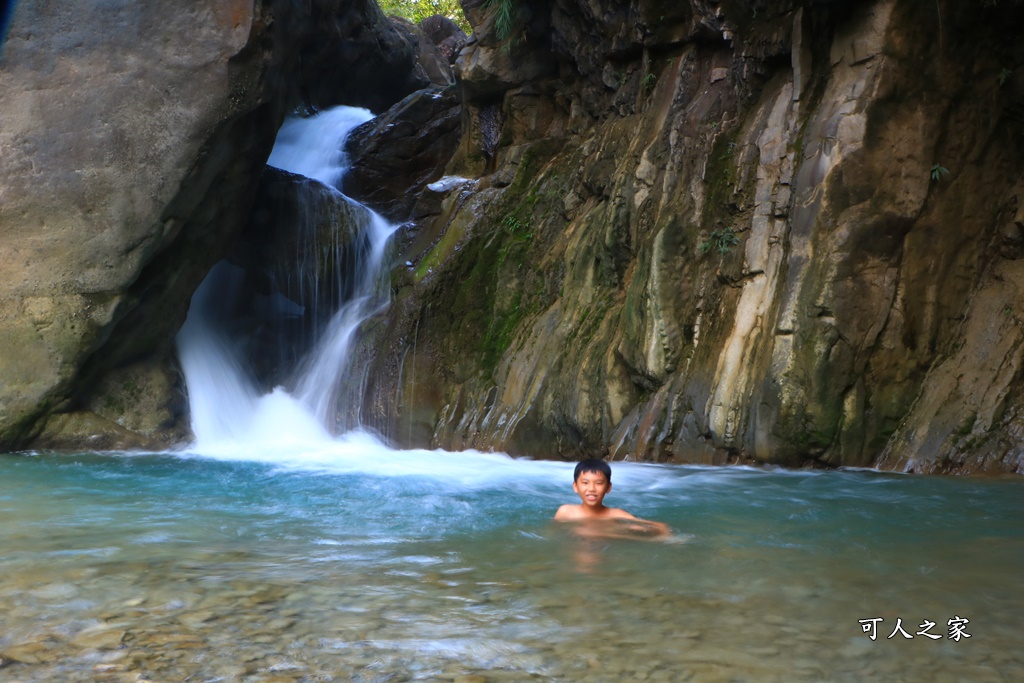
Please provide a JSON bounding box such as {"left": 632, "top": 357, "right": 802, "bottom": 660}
{"left": 378, "top": 0, "right": 470, "bottom": 34}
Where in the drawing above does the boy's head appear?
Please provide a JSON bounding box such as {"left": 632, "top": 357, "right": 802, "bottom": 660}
{"left": 573, "top": 458, "right": 611, "bottom": 482}
{"left": 572, "top": 459, "right": 612, "bottom": 509}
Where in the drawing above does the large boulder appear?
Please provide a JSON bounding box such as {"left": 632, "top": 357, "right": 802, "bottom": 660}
{"left": 343, "top": 85, "right": 463, "bottom": 223}
{"left": 0, "top": 0, "right": 278, "bottom": 448}
{"left": 420, "top": 15, "right": 468, "bottom": 64}
{"left": 228, "top": 167, "right": 374, "bottom": 388}
{"left": 273, "top": 0, "right": 443, "bottom": 113}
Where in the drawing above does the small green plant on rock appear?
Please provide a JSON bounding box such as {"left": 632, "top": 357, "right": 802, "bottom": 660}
{"left": 642, "top": 72, "right": 657, "bottom": 92}
{"left": 699, "top": 227, "right": 741, "bottom": 255}
{"left": 505, "top": 213, "right": 531, "bottom": 233}
{"left": 503, "top": 213, "right": 532, "bottom": 244}
{"left": 930, "top": 164, "right": 950, "bottom": 182}
{"left": 998, "top": 68, "right": 1012, "bottom": 86}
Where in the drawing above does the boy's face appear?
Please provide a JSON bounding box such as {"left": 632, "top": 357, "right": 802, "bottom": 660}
{"left": 573, "top": 470, "right": 611, "bottom": 509}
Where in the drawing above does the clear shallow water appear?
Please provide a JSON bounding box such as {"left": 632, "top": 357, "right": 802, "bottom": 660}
{"left": 1, "top": 447, "right": 1022, "bottom": 683}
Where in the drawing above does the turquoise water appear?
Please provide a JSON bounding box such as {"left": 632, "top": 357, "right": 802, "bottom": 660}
{"left": 1, "top": 446, "right": 1022, "bottom": 682}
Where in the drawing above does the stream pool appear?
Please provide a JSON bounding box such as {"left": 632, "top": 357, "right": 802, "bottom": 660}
{"left": 1, "top": 441, "right": 1021, "bottom": 682}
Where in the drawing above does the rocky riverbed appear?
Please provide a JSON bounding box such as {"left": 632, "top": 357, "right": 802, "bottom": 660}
{"left": 2, "top": 451, "right": 1021, "bottom": 682}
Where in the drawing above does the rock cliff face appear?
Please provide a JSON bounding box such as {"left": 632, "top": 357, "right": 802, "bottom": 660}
{"left": 359, "top": 0, "right": 1024, "bottom": 473}
{"left": 4, "top": 0, "right": 1022, "bottom": 474}
{"left": 0, "top": 0, "right": 440, "bottom": 449}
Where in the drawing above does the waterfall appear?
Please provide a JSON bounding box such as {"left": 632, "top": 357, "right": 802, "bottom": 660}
{"left": 176, "top": 105, "right": 398, "bottom": 450}
{"left": 293, "top": 207, "right": 397, "bottom": 427}
{"left": 175, "top": 264, "right": 261, "bottom": 446}
{"left": 266, "top": 106, "right": 374, "bottom": 188}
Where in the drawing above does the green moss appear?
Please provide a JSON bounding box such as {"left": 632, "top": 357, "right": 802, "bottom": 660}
{"left": 706, "top": 128, "right": 741, "bottom": 214}
{"left": 415, "top": 219, "right": 466, "bottom": 281}
{"left": 445, "top": 228, "right": 535, "bottom": 376}
{"left": 100, "top": 375, "right": 142, "bottom": 417}
{"left": 423, "top": 140, "right": 570, "bottom": 378}
{"left": 510, "top": 148, "right": 538, "bottom": 193}
{"left": 697, "top": 123, "right": 756, "bottom": 260}
{"left": 480, "top": 291, "right": 524, "bottom": 371}
{"left": 0, "top": 398, "right": 55, "bottom": 450}
{"left": 955, "top": 412, "right": 978, "bottom": 438}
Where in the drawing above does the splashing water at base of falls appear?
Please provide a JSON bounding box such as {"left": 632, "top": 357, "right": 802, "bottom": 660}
{"left": 176, "top": 105, "right": 398, "bottom": 453}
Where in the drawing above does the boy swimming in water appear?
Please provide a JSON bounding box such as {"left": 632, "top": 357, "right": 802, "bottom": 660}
{"left": 554, "top": 459, "right": 670, "bottom": 538}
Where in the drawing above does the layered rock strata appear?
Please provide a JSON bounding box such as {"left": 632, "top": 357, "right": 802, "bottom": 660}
{"left": 359, "top": 0, "right": 1024, "bottom": 473}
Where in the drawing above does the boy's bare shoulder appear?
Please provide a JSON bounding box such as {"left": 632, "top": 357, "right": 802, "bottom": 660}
{"left": 554, "top": 504, "right": 584, "bottom": 521}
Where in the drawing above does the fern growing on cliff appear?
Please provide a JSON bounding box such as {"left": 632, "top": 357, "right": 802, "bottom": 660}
{"left": 482, "top": 0, "right": 519, "bottom": 43}
{"left": 699, "top": 227, "right": 741, "bottom": 255}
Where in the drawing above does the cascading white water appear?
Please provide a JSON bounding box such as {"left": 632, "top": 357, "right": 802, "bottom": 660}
{"left": 176, "top": 261, "right": 335, "bottom": 453}
{"left": 176, "top": 105, "right": 398, "bottom": 452}
{"left": 266, "top": 106, "right": 373, "bottom": 187}
{"left": 175, "top": 264, "right": 260, "bottom": 446}
{"left": 293, "top": 207, "right": 397, "bottom": 426}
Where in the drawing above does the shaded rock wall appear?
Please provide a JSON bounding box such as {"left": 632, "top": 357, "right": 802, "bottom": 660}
{"left": 273, "top": 0, "right": 444, "bottom": 114}
{"left": 359, "top": 0, "right": 1024, "bottom": 473}
{"left": 228, "top": 168, "right": 375, "bottom": 390}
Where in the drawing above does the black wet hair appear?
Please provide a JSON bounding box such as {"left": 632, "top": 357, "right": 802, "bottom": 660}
{"left": 573, "top": 458, "right": 611, "bottom": 482}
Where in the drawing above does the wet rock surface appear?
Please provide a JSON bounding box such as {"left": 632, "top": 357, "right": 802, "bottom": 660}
{"left": 227, "top": 168, "right": 377, "bottom": 388}
{"left": 344, "top": 86, "right": 463, "bottom": 223}
{"left": 3, "top": 0, "right": 1023, "bottom": 472}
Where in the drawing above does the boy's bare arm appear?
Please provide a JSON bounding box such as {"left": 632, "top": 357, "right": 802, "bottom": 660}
{"left": 611, "top": 511, "right": 671, "bottom": 536}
